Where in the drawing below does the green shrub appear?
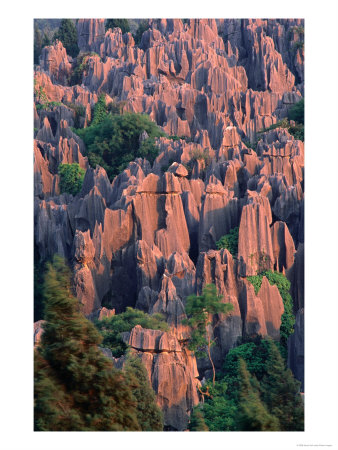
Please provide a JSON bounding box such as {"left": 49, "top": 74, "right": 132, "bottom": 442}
{"left": 74, "top": 111, "right": 165, "bottom": 180}
{"left": 190, "top": 147, "right": 210, "bottom": 162}
{"left": 105, "top": 19, "right": 130, "bottom": 34}
{"left": 288, "top": 124, "right": 304, "bottom": 141}
{"left": 168, "top": 135, "right": 191, "bottom": 142}
{"left": 58, "top": 163, "right": 85, "bottom": 196}
{"left": 288, "top": 98, "right": 304, "bottom": 124}
{"left": 95, "top": 307, "right": 169, "bottom": 357}
{"left": 216, "top": 227, "right": 239, "bottom": 257}
{"left": 70, "top": 52, "right": 98, "bottom": 86}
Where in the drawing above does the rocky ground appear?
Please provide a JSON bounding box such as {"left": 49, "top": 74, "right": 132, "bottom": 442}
{"left": 34, "top": 18, "right": 304, "bottom": 431}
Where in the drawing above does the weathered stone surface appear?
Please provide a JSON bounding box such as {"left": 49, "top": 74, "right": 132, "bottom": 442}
{"left": 77, "top": 18, "right": 106, "bottom": 53}
{"left": 168, "top": 162, "right": 188, "bottom": 177}
{"left": 239, "top": 279, "right": 267, "bottom": 337}
{"left": 238, "top": 203, "right": 274, "bottom": 276}
{"left": 40, "top": 41, "right": 72, "bottom": 85}
{"left": 199, "top": 181, "right": 239, "bottom": 252}
{"left": 122, "top": 325, "right": 199, "bottom": 430}
{"left": 257, "top": 276, "right": 284, "bottom": 339}
{"left": 271, "top": 220, "right": 295, "bottom": 271}
{"left": 196, "top": 249, "right": 242, "bottom": 359}
{"left": 288, "top": 308, "right": 304, "bottom": 390}
{"left": 98, "top": 307, "right": 115, "bottom": 320}
{"left": 287, "top": 243, "right": 304, "bottom": 310}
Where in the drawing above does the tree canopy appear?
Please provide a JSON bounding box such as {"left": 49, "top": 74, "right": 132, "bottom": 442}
{"left": 58, "top": 163, "right": 85, "bottom": 196}
{"left": 34, "top": 255, "right": 141, "bottom": 431}
{"left": 74, "top": 100, "right": 165, "bottom": 180}
{"left": 54, "top": 19, "right": 79, "bottom": 57}
{"left": 106, "top": 19, "right": 130, "bottom": 34}
{"left": 188, "top": 337, "right": 304, "bottom": 431}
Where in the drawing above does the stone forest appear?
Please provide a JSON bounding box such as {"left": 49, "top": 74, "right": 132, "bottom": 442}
{"left": 33, "top": 18, "right": 304, "bottom": 431}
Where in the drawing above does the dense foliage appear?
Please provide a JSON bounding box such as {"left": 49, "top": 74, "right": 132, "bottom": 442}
{"left": 247, "top": 270, "right": 295, "bottom": 355}
{"left": 236, "top": 358, "right": 280, "bottom": 431}
{"left": 34, "top": 256, "right": 141, "bottom": 431}
{"left": 288, "top": 98, "right": 304, "bottom": 124}
{"left": 54, "top": 19, "right": 79, "bottom": 57}
{"left": 189, "top": 337, "right": 304, "bottom": 431}
{"left": 95, "top": 307, "right": 169, "bottom": 357}
{"left": 34, "top": 26, "right": 50, "bottom": 65}
{"left": 70, "top": 52, "right": 99, "bottom": 86}
{"left": 58, "top": 163, "right": 85, "bottom": 196}
{"left": 124, "top": 355, "right": 164, "bottom": 430}
{"left": 188, "top": 409, "right": 209, "bottom": 431}
{"left": 74, "top": 99, "right": 165, "bottom": 180}
{"left": 133, "top": 20, "right": 150, "bottom": 45}
{"left": 216, "top": 227, "right": 239, "bottom": 257}
{"left": 184, "top": 284, "right": 233, "bottom": 384}
{"left": 106, "top": 19, "right": 130, "bottom": 34}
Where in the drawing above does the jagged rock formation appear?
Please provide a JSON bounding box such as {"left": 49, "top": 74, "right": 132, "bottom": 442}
{"left": 119, "top": 325, "right": 200, "bottom": 430}
{"left": 34, "top": 18, "right": 304, "bottom": 429}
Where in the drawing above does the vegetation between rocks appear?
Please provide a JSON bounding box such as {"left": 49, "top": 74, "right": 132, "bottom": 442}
{"left": 183, "top": 284, "right": 234, "bottom": 385}
{"left": 189, "top": 336, "right": 304, "bottom": 431}
{"left": 34, "top": 255, "right": 163, "bottom": 431}
{"left": 58, "top": 163, "right": 85, "bottom": 196}
{"left": 247, "top": 270, "right": 296, "bottom": 356}
{"left": 74, "top": 95, "right": 166, "bottom": 180}
{"left": 95, "top": 307, "right": 169, "bottom": 358}
{"left": 216, "top": 227, "right": 239, "bottom": 257}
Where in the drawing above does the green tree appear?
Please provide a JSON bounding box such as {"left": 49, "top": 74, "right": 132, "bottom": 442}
{"left": 35, "top": 255, "right": 141, "bottom": 431}
{"left": 91, "top": 93, "right": 109, "bottom": 126}
{"left": 74, "top": 112, "right": 165, "bottom": 180}
{"left": 188, "top": 409, "right": 209, "bottom": 431}
{"left": 34, "top": 26, "right": 42, "bottom": 65}
{"left": 95, "top": 307, "right": 169, "bottom": 357}
{"left": 133, "top": 20, "right": 149, "bottom": 45}
{"left": 42, "top": 32, "right": 51, "bottom": 48}
{"left": 58, "top": 163, "right": 85, "bottom": 196}
{"left": 288, "top": 98, "right": 304, "bottom": 124}
{"left": 124, "top": 355, "right": 163, "bottom": 431}
{"left": 216, "top": 227, "right": 239, "bottom": 257}
{"left": 183, "top": 284, "right": 233, "bottom": 384}
{"left": 54, "top": 19, "right": 79, "bottom": 57}
{"left": 195, "top": 380, "right": 237, "bottom": 431}
{"left": 106, "top": 19, "right": 130, "bottom": 34}
{"left": 236, "top": 359, "right": 280, "bottom": 431}
{"left": 260, "top": 342, "right": 304, "bottom": 431}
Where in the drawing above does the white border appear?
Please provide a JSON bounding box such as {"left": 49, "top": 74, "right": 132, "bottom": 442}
{"left": 1, "top": 1, "right": 338, "bottom": 449}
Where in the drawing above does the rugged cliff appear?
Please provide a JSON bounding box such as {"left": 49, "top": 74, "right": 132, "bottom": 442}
{"left": 34, "top": 18, "right": 304, "bottom": 430}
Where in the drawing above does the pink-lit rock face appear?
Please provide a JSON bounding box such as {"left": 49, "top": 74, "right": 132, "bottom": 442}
{"left": 34, "top": 18, "right": 304, "bottom": 428}
{"left": 119, "top": 325, "right": 199, "bottom": 430}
